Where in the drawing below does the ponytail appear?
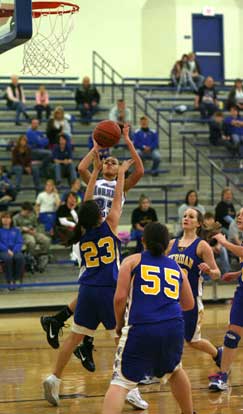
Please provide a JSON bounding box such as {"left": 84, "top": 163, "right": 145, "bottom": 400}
{"left": 143, "top": 222, "right": 169, "bottom": 256}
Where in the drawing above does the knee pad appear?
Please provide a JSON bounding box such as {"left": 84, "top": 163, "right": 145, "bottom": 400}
{"left": 224, "top": 330, "right": 241, "bottom": 349}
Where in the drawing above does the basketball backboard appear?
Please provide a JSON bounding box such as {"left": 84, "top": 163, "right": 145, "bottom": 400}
{"left": 0, "top": 0, "right": 32, "bottom": 54}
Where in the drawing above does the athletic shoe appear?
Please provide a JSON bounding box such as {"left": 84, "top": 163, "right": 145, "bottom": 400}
{"left": 139, "top": 375, "right": 160, "bottom": 385}
{"left": 126, "top": 387, "right": 149, "bottom": 410}
{"left": 43, "top": 374, "right": 61, "bottom": 406}
{"left": 73, "top": 340, "right": 95, "bottom": 372}
{"left": 213, "top": 346, "right": 223, "bottom": 368}
{"left": 208, "top": 372, "right": 228, "bottom": 391}
{"left": 40, "top": 316, "right": 64, "bottom": 349}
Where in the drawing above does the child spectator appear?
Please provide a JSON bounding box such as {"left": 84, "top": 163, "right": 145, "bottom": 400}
{"left": 52, "top": 134, "right": 77, "bottom": 185}
{"left": 215, "top": 187, "right": 236, "bottom": 235}
{"left": 131, "top": 194, "right": 158, "bottom": 252}
{"left": 0, "top": 212, "right": 25, "bottom": 288}
{"left": 223, "top": 105, "right": 243, "bottom": 158}
{"left": 61, "top": 178, "right": 83, "bottom": 205}
{"left": 35, "top": 85, "right": 51, "bottom": 122}
{"left": 35, "top": 179, "right": 60, "bottom": 235}
{"left": 0, "top": 166, "right": 17, "bottom": 211}
{"left": 209, "top": 112, "right": 228, "bottom": 146}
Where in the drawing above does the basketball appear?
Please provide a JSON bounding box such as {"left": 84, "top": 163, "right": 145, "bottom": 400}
{"left": 93, "top": 120, "right": 121, "bottom": 148}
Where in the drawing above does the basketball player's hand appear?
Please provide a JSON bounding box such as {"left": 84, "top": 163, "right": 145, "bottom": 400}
{"left": 123, "top": 123, "right": 130, "bottom": 140}
{"left": 92, "top": 136, "right": 104, "bottom": 151}
{"left": 212, "top": 233, "right": 226, "bottom": 245}
{"left": 198, "top": 262, "right": 211, "bottom": 274}
{"left": 221, "top": 272, "right": 237, "bottom": 282}
{"left": 120, "top": 159, "right": 134, "bottom": 173}
{"left": 93, "top": 150, "right": 102, "bottom": 171}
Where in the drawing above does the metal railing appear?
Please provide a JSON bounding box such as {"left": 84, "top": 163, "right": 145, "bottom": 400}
{"left": 92, "top": 51, "right": 123, "bottom": 102}
{"left": 182, "top": 135, "right": 243, "bottom": 205}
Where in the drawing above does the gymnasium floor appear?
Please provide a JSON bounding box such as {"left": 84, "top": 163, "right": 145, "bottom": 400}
{"left": 0, "top": 304, "right": 242, "bottom": 414}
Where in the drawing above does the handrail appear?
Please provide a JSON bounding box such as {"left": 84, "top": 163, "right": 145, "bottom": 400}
{"left": 92, "top": 51, "right": 123, "bottom": 102}
{"left": 182, "top": 135, "right": 243, "bottom": 205}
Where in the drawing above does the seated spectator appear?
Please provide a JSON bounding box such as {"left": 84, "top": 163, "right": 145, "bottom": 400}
{"left": 61, "top": 178, "right": 83, "bottom": 205}
{"left": 194, "top": 76, "right": 218, "bottom": 119}
{"left": 0, "top": 212, "right": 25, "bottom": 288}
{"left": 35, "top": 85, "right": 51, "bottom": 122}
{"left": 5, "top": 75, "right": 29, "bottom": 125}
{"left": 187, "top": 52, "right": 204, "bottom": 91}
{"left": 56, "top": 192, "right": 78, "bottom": 232}
{"left": 226, "top": 78, "right": 243, "bottom": 111}
{"left": 109, "top": 99, "right": 132, "bottom": 130}
{"left": 11, "top": 135, "right": 41, "bottom": 193}
{"left": 209, "top": 112, "right": 228, "bottom": 146}
{"left": 52, "top": 134, "right": 77, "bottom": 185}
{"left": 46, "top": 106, "right": 72, "bottom": 148}
{"left": 223, "top": 105, "right": 243, "bottom": 158}
{"left": 178, "top": 190, "right": 205, "bottom": 224}
{"left": 170, "top": 54, "right": 188, "bottom": 87}
{"left": 203, "top": 212, "right": 230, "bottom": 274}
{"left": 13, "top": 202, "right": 50, "bottom": 261}
{"left": 131, "top": 194, "right": 158, "bottom": 252}
{"left": 35, "top": 179, "right": 60, "bottom": 235}
{"left": 215, "top": 187, "right": 236, "bottom": 235}
{"left": 88, "top": 134, "right": 110, "bottom": 159}
{"left": 26, "top": 119, "right": 52, "bottom": 175}
{"left": 0, "top": 166, "right": 17, "bottom": 211}
{"left": 133, "top": 116, "right": 161, "bottom": 176}
{"left": 75, "top": 76, "right": 100, "bottom": 123}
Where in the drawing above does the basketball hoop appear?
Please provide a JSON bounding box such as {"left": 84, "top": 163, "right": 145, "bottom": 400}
{"left": 22, "top": 1, "right": 79, "bottom": 75}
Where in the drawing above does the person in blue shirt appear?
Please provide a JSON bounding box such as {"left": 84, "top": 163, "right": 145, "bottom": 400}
{"left": 223, "top": 105, "right": 243, "bottom": 158}
{"left": 102, "top": 221, "right": 195, "bottom": 414}
{"left": 61, "top": 178, "right": 83, "bottom": 205}
{"left": 0, "top": 165, "right": 17, "bottom": 211}
{"left": 167, "top": 208, "right": 221, "bottom": 365}
{"left": 26, "top": 118, "right": 52, "bottom": 172}
{"left": 52, "top": 134, "right": 77, "bottom": 185}
{"left": 133, "top": 116, "right": 161, "bottom": 176}
{"left": 208, "top": 207, "right": 243, "bottom": 391}
{"left": 43, "top": 153, "right": 142, "bottom": 408}
{"left": 0, "top": 211, "right": 25, "bottom": 287}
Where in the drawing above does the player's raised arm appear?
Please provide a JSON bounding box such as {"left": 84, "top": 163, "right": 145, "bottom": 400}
{"left": 123, "top": 124, "right": 144, "bottom": 192}
{"left": 78, "top": 140, "right": 103, "bottom": 184}
{"left": 83, "top": 151, "right": 102, "bottom": 201}
{"left": 197, "top": 240, "right": 221, "bottom": 280}
{"left": 106, "top": 159, "right": 134, "bottom": 232}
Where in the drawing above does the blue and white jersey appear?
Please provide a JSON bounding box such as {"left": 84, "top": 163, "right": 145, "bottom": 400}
{"left": 168, "top": 238, "right": 202, "bottom": 297}
{"left": 125, "top": 251, "right": 183, "bottom": 325}
{"left": 78, "top": 221, "right": 121, "bottom": 287}
{"left": 93, "top": 179, "right": 125, "bottom": 219}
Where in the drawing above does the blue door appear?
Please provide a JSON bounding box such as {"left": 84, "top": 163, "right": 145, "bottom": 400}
{"left": 192, "top": 14, "right": 224, "bottom": 81}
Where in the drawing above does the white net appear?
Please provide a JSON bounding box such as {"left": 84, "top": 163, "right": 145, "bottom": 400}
{"left": 22, "top": 2, "right": 78, "bottom": 75}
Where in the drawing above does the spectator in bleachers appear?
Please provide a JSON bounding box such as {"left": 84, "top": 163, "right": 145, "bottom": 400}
{"left": 131, "top": 194, "right": 158, "bottom": 252}
{"left": 203, "top": 212, "right": 230, "bottom": 274}
{"left": 26, "top": 119, "right": 52, "bottom": 176}
{"left": 226, "top": 79, "right": 243, "bottom": 111}
{"left": 61, "top": 178, "right": 83, "bottom": 205}
{"left": 35, "top": 179, "right": 60, "bottom": 235}
{"left": 215, "top": 187, "right": 236, "bottom": 235}
{"left": 109, "top": 99, "right": 132, "bottom": 130}
{"left": 0, "top": 165, "right": 16, "bottom": 211}
{"left": 46, "top": 106, "right": 72, "bottom": 148}
{"left": 5, "top": 75, "right": 30, "bottom": 126}
{"left": 187, "top": 52, "right": 204, "bottom": 91}
{"left": 52, "top": 134, "right": 77, "bottom": 185}
{"left": 11, "top": 135, "right": 40, "bottom": 193}
{"left": 195, "top": 76, "right": 218, "bottom": 119}
{"left": 13, "top": 202, "right": 50, "bottom": 259}
{"left": 178, "top": 190, "right": 205, "bottom": 224}
{"left": 75, "top": 76, "right": 100, "bottom": 123}
{"left": 223, "top": 105, "right": 243, "bottom": 158}
{"left": 0, "top": 211, "right": 25, "bottom": 288}
{"left": 133, "top": 116, "right": 161, "bottom": 176}
{"left": 170, "top": 54, "right": 188, "bottom": 87}
{"left": 35, "top": 85, "right": 51, "bottom": 123}
{"left": 56, "top": 192, "right": 78, "bottom": 231}
{"left": 209, "top": 111, "right": 230, "bottom": 146}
